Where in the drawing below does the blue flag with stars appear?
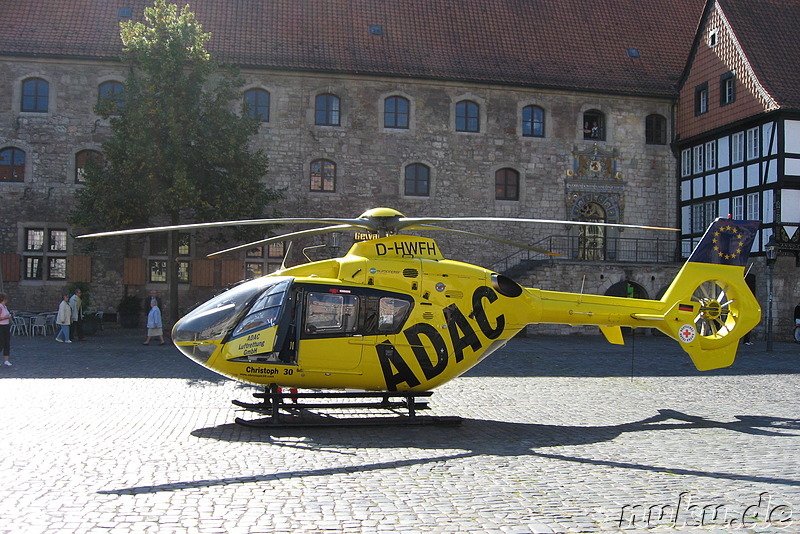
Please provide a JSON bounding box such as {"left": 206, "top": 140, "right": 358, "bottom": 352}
{"left": 688, "top": 219, "right": 760, "bottom": 267}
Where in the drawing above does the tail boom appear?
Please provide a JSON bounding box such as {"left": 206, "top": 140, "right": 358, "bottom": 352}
{"left": 520, "top": 218, "right": 761, "bottom": 371}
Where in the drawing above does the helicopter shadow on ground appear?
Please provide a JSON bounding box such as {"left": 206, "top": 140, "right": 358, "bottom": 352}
{"left": 98, "top": 409, "right": 800, "bottom": 495}
{"left": 468, "top": 334, "right": 800, "bottom": 379}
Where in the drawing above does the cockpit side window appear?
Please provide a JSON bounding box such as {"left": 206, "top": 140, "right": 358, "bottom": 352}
{"left": 230, "top": 280, "right": 290, "bottom": 339}
{"left": 304, "top": 292, "right": 359, "bottom": 335}
{"left": 378, "top": 297, "right": 411, "bottom": 332}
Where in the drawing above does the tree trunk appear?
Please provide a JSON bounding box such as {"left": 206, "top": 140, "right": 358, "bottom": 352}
{"left": 167, "top": 227, "right": 180, "bottom": 326}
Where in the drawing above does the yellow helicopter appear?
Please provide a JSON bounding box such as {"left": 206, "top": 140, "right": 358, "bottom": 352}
{"left": 81, "top": 208, "right": 762, "bottom": 426}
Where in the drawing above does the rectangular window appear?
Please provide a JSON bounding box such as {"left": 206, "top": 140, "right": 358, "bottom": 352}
{"left": 149, "top": 233, "right": 190, "bottom": 255}
{"left": 22, "top": 226, "right": 67, "bottom": 281}
{"left": 149, "top": 259, "right": 189, "bottom": 282}
{"left": 681, "top": 148, "right": 692, "bottom": 177}
{"left": 732, "top": 195, "right": 744, "bottom": 220}
{"left": 704, "top": 201, "right": 716, "bottom": 227}
{"left": 178, "top": 261, "right": 189, "bottom": 283}
{"left": 693, "top": 146, "right": 704, "bottom": 174}
{"left": 149, "top": 260, "right": 167, "bottom": 282}
{"left": 720, "top": 72, "right": 735, "bottom": 105}
{"left": 691, "top": 204, "right": 705, "bottom": 233}
{"left": 705, "top": 141, "right": 716, "bottom": 171}
{"left": 25, "top": 257, "right": 42, "bottom": 280}
{"left": 246, "top": 247, "right": 264, "bottom": 258}
{"left": 731, "top": 132, "right": 745, "bottom": 163}
{"left": 267, "top": 242, "right": 284, "bottom": 258}
{"left": 245, "top": 262, "right": 263, "bottom": 279}
{"left": 48, "top": 257, "right": 67, "bottom": 280}
{"left": 150, "top": 234, "right": 168, "bottom": 256}
{"left": 305, "top": 292, "right": 359, "bottom": 334}
{"left": 746, "top": 127, "right": 759, "bottom": 160}
{"left": 25, "top": 229, "right": 44, "bottom": 251}
{"left": 746, "top": 192, "right": 760, "bottom": 220}
{"left": 49, "top": 229, "right": 67, "bottom": 252}
{"left": 695, "top": 83, "right": 709, "bottom": 115}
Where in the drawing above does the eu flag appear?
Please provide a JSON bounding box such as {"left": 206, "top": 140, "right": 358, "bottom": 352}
{"left": 688, "top": 219, "right": 760, "bottom": 267}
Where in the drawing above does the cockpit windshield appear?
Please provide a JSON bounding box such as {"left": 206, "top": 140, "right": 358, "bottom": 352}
{"left": 173, "top": 276, "right": 292, "bottom": 343}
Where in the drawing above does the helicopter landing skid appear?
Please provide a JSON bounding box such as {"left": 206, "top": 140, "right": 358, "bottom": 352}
{"left": 233, "top": 388, "right": 462, "bottom": 427}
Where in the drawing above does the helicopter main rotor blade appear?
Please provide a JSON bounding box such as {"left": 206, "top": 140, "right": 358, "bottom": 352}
{"left": 397, "top": 217, "right": 679, "bottom": 232}
{"left": 207, "top": 224, "right": 354, "bottom": 258}
{"left": 77, "top": 217, "right": 377, "bottom": 239}
{"left": 409, "top": 225, "right": 561, "bottom": 256}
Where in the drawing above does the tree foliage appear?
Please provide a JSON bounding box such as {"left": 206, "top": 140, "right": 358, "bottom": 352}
{"left": 71, "top": 0, "right": 279, "bottom": 323}
{"left": 72, "top": 0, "right": 277, "bottom": 232}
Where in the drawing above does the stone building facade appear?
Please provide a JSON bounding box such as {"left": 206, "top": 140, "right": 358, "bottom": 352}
{"left": 0, "top": 58, "right": 680, "bottom": 321}
{"left": 12, "top": 0, "right": 797, "bottom": 341}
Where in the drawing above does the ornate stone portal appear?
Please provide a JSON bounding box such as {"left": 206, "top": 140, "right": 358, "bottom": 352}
{"left": 565, "top": 144, "right": 625, "bottom": 260}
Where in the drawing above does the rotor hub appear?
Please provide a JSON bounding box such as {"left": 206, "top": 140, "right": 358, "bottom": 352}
{"left": 699, "top": 299, "right": 723, "bottom": 321}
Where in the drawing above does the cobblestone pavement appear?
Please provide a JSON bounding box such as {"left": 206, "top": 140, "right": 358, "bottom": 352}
{"left": 1, "top": 326, "right": 799, "bottom": 533}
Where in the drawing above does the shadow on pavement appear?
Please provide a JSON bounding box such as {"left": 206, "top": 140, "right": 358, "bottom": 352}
{"left": 98, "top": 409, "right": 800, "bottom": 495}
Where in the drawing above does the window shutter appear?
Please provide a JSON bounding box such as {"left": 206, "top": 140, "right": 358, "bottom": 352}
{"left": 0, "top": 254, "right": 21, "bottom": 282}
{"left": 68, "top": 255, "right": 92, "bottom": 283}
{"left": 123, "top": 257, "right": 147, "bottom": 285}
{"left": 191, "top": 259, "right": 215, "bottom": 287}
{"left": 220, "top": 260, "right": 243, "bottom": 287}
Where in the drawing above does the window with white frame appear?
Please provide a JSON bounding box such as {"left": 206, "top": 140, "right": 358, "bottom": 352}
{"left": 705, "top": 141, "right": 716, "bottom": 171}
{"left": 681, "top": 148, "right": 691, "bottom": 177}
{"left": 720, "top": 72, "right": 735, "bottom": 106}
{"left": 746, "top": 192, "right": 760, "bottom": 220}
{"left": 691, "top": 204, "right": 705, "bottom": 233}
{"left": 695, "top": 83, "right": 709, "bottom": 115}
{"left": 691, "top": 201, "right": 717, "bottom": 233}
{"left": 732, "top": 195, "right": 744, "bottom": 220}
{"left": 746, "top": 127, "right": 759, "bottom": 160}
{"left": 704, "top": 201, "right": 717, "bottom": 227}
{"left": 731, "top": 132, "right": 744, "bottom": 164}
{"left": 693, "top": 146, "right": 704, "bottom": 174}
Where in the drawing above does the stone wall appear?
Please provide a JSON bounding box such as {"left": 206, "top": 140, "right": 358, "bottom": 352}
{"left": 2, "top": 57, "right": 680, "bottom": 315}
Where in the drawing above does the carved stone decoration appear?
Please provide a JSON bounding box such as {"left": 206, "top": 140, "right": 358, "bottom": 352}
{"left": 565, "top": 143, "right": 624, "bottom": 225}
{"left": 564, "top": 144, "right": 627, "bottom": 261}
{"left": 571, "top": 143, "right": 620, "bottom": 181}
{"left": 773, "top": 225, "right": 800, "bottom": 266}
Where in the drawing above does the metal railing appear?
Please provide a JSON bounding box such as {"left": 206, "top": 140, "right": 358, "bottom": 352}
{"left": 489, "top": 235, "right": 679, "bottom": 274}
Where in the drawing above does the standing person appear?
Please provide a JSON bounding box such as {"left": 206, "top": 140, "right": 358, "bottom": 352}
{"left": 69, "top": 288, "right": 85, "bottom": 341}
{"left": 143, "top": 300, "right": 164, "bottom": 345}
{"left": 55, "top": 294, "right": 72, "bottom": 343}
{"left": 0, "top": 293, "right": 12, "bottom": 366}
{"left": 144, "top": 290, "right": 163, "bottom": 315}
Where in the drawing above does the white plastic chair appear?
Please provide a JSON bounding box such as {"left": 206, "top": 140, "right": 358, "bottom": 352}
{"left": 10, "top": 316, "right": 29, "bottom": 336}
{"left": 31, "top": 315, "right": 50, "bottom": 336}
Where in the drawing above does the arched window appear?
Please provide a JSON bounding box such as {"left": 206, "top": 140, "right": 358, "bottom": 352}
{"left": 582, "top": 110, "right": 605, "bottom": 140}
{"left": 310, "top": 159, "right": 336, "bottom": 192}
{"left": 384, "top": 96, "right": 409, "bottom": 129}
{"left": 404, "top": 163, "right": 430, "bottom": 197}
{"left": 75, "top": 150, "right": 104, "bottom": 183}
{"left": 645, "top": 114, "right": 667, "bottom": 145}
{"left": 0, "top": 147, "right": 25, "bottom": 182}
{"left": 521, "top": 105, "right": 545, "bottom": 137}
{"left": 21, "top": 78, "right": 49, "bottom": 113}
{"left": 98, "top": 81, "right": 125, "bottom": 114}
{"left": 495, "top": 168, "right": 519, "bottom": 201}
{"left": 244, "top": 88, "right": 270, "bottom": 122}
{"left": 455, "top": 100, "right": 480, "bottom": 133}
{"left": 315, "top": 94, "right": 340, "bottom": 126}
